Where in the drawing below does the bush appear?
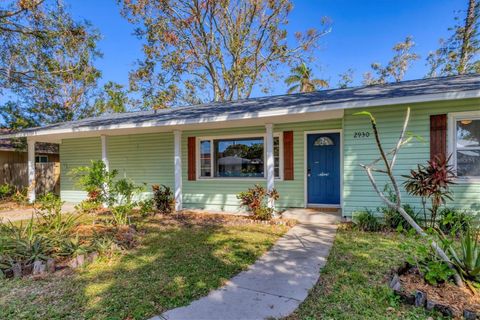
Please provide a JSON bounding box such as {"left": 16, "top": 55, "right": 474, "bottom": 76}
{"left": 138, "top": 198, "right": 155, "bottom": 217}
{"left": 438, "top": 207, "right": 473, "bottom": 235}
{"left": 0, "top": 184, "right": 14, "bottom": 200}
{"left": 237, "top": 184, "right": 280, "bottom": 220}
{"left": 152, "top": 184, "right": 175, "bottom": 214}
{"left": 382, "top": 204, "right": 420, "bottom": 232}
{"left": 110, "top": 204, "right": 133, "bottom": 226}
{"left": 112, "top": 178, "right": 145, "bottom": 206}
{"left": 352, "top": 209, "right": 382, "bottom": 232}
{"left": 75, "top": 200, "right": 102, "bottom": 214}
{"left": 70, "top": 160, "right": 118, "bottom": 206}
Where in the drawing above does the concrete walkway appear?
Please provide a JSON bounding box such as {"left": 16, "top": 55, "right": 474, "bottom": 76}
{"left": 0, "top": 203, "right": 77, "bottom": 222}
{"left": 154, "top": 209, "right": 339, "bottom": 320}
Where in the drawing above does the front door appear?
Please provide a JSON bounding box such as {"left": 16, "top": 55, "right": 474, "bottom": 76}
{"left": 307, "top": 133, "right": 341, "bottom": 205}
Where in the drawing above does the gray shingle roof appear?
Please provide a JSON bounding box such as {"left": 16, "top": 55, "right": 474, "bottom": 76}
{"left": 7, "top": 74, "right": 480, "bottom": 137}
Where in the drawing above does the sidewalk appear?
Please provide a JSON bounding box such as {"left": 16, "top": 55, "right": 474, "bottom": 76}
{"left": 0, "top": 203, "right": 77, "bottom": 222}
{"left": 154, "top": 209, "right": 339, "bottom": 320}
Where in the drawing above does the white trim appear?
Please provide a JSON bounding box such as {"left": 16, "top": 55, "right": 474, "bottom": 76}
{"left": 174, "top": 130, "right": 183, "bottom": 211}
{"left": 195, "top": 132, "right": 283, "bottom": 181}
{"left": 6, "top": 89, "right": 479, "bottom": 139}
{"left": 304, "top": 129, "right": 344, "bottom": 208}
{"left": 27, "top": 139, "right": 36, "bottom": 203}
{"left": 265, "top": 124, "right": 275, "bottom": 208}
{"left": 100, "top": 135, "right": 109, "bottom": 208}
{"left": 447, "top": 111, "right": 480, "bottom": 183}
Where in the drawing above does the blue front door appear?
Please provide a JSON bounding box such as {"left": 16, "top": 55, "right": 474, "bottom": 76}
{"left": 307, "top": 133, "right": 341, "bottom": 205}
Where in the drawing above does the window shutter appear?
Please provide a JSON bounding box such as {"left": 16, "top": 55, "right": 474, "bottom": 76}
{"left": 187, "top": 137, "right": 196, "bottom": 181}
{"left": 283, "top": 131, "right": 294, "bottom": 180}
{"left": 430, "top": 114, "right": 447, "bottom": 161}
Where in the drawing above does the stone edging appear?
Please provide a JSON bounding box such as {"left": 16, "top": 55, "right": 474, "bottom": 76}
{"left": 389, "top": 262, "right": 478, "bottom": 319}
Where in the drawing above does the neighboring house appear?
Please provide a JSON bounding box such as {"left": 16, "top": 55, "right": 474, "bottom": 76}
{"left": 1, "top": 74, "right": 479, "bottom": 216}
{"left": 0, "top": 135, "right": 60, "bottom": 194}
{"left": 0, "top": 138, "right": 59, "bottom": 166}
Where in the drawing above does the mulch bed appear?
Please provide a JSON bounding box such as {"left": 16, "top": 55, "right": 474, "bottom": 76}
{"left": 390, "top": 263, "right": 480, "bottom": 319}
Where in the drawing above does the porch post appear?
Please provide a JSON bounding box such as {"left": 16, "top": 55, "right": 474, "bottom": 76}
{"left": 173, "top": 130, "right": 183, "bottom": 211}
{"left": 27, "top": 138, "right": 36, "bottom": 203}
{"left": 101, "top": 135, "right": 109, "bottom": 207}
{"left": 265, "top": 123, "right": 275, "bottom": 208}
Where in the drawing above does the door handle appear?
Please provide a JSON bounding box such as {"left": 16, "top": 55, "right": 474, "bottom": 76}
{"left": 307, "top": 168, "right": 311, "bottom": 177}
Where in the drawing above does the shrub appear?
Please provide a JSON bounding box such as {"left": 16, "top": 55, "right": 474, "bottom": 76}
{"left": 403, "top": 155, "right": 455, "bottom": 228}
{"left": 382, "top": 204, "right": 420, "bottom": 232}
{"left": 237, "top": 184, "right": 279, "bottom": 220}
{"left": 110, "top": 204, "right": 133, "bottom": 226}
{"left": 152, "top": 184, "right": 175, "bottom": 214}
{"left": 70, "top": 160, "right": 118, "bottom": 206}
{"left": 35, "top": 193, "right": 79, "bottom": 239}
{"left": 112, "top": 178, "right": 145, "bottom": 206}
{"left": 0, "top": 184, "right": 14, "bottom": 200}
{"left": 12, "top": 188, "right": 28, "bottom": 205}
{"left": 138, "top": 198, "right": 155, "bottom": 217}
{"left": 352, "top": 209, "right": 382, "bottom": 232}
{"left": 75, "top": 200, "right": 102, "bottom": 214}
{"left": 420, "top": 259, "right": 456, "bottom": 286}
{"left": 438, "top": 207, "right": 473, "bottom": 235}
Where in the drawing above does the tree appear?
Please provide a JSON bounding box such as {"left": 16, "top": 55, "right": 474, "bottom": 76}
{"left": 427, "top": 0, "right": 479, "bottom": 76}
{"left": 285, "top": 63, "right": 328, "bottom": 93}
{"left": 356, "top": 108, "right": 464, "bottom": 287}
{"left": 119, "top": 0, "right": 330, "bottom": 108}
{"left": 93, "top": 81, "right": 139, "bottom": 114}
{"left": 363, "top": 36, "right": 420, "bottom": 85}
{"left": 337, "top": 68, "right": 354, "bottom": 88}
{"left": 0, "top": 0, "right": 102, "bottom": 126}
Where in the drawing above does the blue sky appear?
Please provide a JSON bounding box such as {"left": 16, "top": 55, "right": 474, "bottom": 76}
{"left": 69, "top": 0, "right": 467, "bottom": 98}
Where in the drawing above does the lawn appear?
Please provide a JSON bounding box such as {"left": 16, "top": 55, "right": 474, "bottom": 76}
{"left": 286, "top": 227, "right": 441, "bottom": 320}
{"left": 0, "top": 213, "right": 289, "bottom": 320}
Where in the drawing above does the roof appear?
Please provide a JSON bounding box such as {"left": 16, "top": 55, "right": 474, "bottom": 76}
{"left": 0, "top": 139, "right": 59, "bottom": 154}
{"left": 3, "top": 74, "right": 480, "bottom": 139}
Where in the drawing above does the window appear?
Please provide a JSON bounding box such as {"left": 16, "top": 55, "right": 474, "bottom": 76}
{"left": 455, "top": 117, "right": 480, "bottom": 178}
{"left": 35, "top": 155, "right": 48, "bottom": 163}
{"left": 199, "top": 135, "right": 281, "bottom": 179}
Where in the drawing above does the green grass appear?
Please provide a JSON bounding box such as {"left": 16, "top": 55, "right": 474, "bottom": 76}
{"left": 287, "top": 228, "right": 442, "bottom": 320}
{"left": 0, "top": 215, "right": 288, "bottom": 320}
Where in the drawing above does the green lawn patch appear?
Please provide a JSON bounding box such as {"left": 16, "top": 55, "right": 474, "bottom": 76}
{"left": 0, "top": 214, "right": 288, "bottom": 320}
{"left": 287, "top": 228, "right": 441, "bottom": 320}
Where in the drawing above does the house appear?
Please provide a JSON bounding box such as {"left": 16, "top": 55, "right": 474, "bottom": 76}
{"left": 0, "top": 135, "right": 60, "bottom": 195}
{"left": 1, "top": 74, "right": 479, "bottom": 217}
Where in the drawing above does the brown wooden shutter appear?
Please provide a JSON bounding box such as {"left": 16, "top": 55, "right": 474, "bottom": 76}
{"left": 187, "top": 137, "right": 196, "bottom": 181}
{"left": 430, "top": 114, "right": 447, "bottom": 161}
{"left": 283, "top": 131, "right": 294, "bottom": 180}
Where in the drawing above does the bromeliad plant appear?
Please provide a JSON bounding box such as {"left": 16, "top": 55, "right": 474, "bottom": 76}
{"left": 403, "top": 155, "right": 455, "bottom": 227}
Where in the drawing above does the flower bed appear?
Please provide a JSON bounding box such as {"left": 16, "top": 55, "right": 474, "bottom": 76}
{"left": 389, "top": 262, "right": 480, "bottom": 319}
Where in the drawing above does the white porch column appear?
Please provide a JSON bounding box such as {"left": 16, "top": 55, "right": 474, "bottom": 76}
{"left": 265, "top": 123, "right": 275, "bottom": 208}
{"left": 173, "top": 130, "right": 183, "bottom": 211}
{"left": 101, "top": 135, "right": 109, "bottom": 207}
{"left": 27, "top": 138, "right": 36, "bottom": 203}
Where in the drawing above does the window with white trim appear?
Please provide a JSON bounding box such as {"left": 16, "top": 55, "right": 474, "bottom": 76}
{"left": 454, "top": 117, "right": 480, "bottom": 178}
{"left": 35, "top": 155, "right": 48, "bottom": 163}
{"left": 198, "top": 135, "right": 281, "bottom": 179}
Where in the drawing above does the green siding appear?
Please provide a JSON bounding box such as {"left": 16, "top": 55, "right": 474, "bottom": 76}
{"left": 60, "top": 137, "right": 101, "bottom": 202}
{"left": 343, "top": 98, "right": 480, "bottom": 217}
{"left": 60, "top": 133, "right": 174, "bottom": 203}
{"left": 182, "top": 119, "right": 343, "bottom": 211}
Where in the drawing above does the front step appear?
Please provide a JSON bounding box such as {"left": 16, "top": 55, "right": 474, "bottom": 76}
{"left": 281, "top": 208, "right": 341, "bottom": 224}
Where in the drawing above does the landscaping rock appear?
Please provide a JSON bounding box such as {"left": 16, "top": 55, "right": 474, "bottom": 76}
{"left": 87, "top": 252, "right": 99, "bottom": 263}
{"left": 76, "top": 254, "right": 85, "bottom": 268}
{"left": 434, "top": 303, "right": 453, "bottom": 317}
{"left": 12, "top": 263, "right": 21, "bottom": 278}
{"left": 415, "top": 290, "right": 427, "bottom": 307}
{"left": 392, "top": 281, "right": 401, "bottom": 292}
{"left": 32, "top": 260, "right": 46, "bottom": 275}
{"left": 389, "top": 274, "right": 399, "bottom": 289}
{"left": 398, "top": 291, "right": 415, "bottom": 305}
{"left": 46, "top": 258, "right": 55, "bottom": 273}
{"left": 426, "top": 300, "right": 436, "bottom": 311}
{"left": 463, "top": 309, "right": 478, "bottom": 320}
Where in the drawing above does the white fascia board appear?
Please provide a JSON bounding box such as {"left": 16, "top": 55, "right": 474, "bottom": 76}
{"left": 4, "top": 89, "right": 480, "bottom": 140}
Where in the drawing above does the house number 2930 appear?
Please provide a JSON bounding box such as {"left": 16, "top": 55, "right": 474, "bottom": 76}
{"left": 353, "top": 131, "right": 370, "bottom": 138}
